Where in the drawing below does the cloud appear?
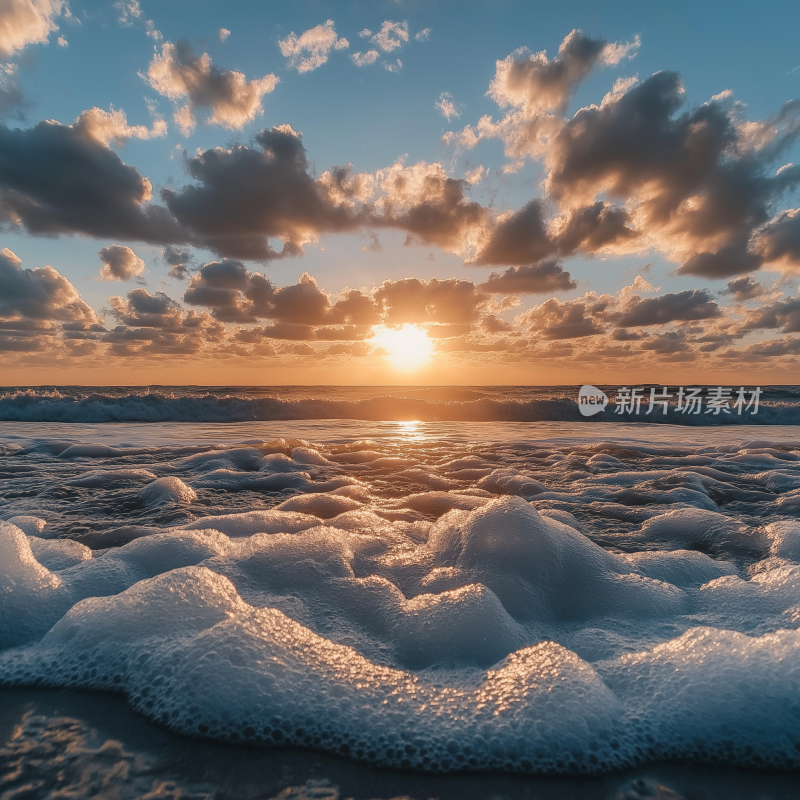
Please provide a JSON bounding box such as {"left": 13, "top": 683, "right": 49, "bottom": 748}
{"left": 481, "top": 314, "right": 512, "bottom": 333}
{"left": 145, "top": 40, "right": 278, "bottom": 133}
{"left": 375, "top": 277, "right": 488, "bottom": 325}
{"left": 0, "top": 118, "right": 187, "bottom": 243}
{"left": 436, "top": 92, "right": 460, "bottom": 121}
{"left": 546, "top": 72, "right": 800, "bottom": 276}
{"left": 0, "top": 0, "right": 66, "bottom": 58}
{"left": 108, "top": 288, "right": 182, "bottom": 327}
{"left": 278, "top": 20, "right": 348, "bottom": 74}
{"left": 351, "top": 50, "right": 378, "bottom": 67}
{"left": 163, "top": 126, "right": 364, "bottom": 260}
{"left": 184, "top": 262, "right": 380, "bottom": 332}
{"left": 479, "top": 261, "right": 576, "bottom": 294}
{"left": 162, "top": 245, "right": 192, "bottom": 280}
{"left": 104, "top": 287, "right": 223, "bottom": 357}
{"left": 163, "top": 129, "right": 488, "bottom": 261}
{"left": 475, "top": 200, "right": 551, "bottom": 265}
{"left": 73, "top": 106, "right": 166, "bottom": 147}
{"left": 372, "top": 160, "right": 488, "bottom": 256}
{"left": 0, "top": 247, "right": 96, "bottom": 323}
{"left": 415, "top": 28, "right": 431, "bottom": 42}
{"left": 98, "top": 244, "right": 146, "bottom": 281}
{"left": 474, "top": 200, "right": 634, "bottom": 267}
{"left": 738, "top": 298, "right": 800, "bottom": 334}
{"left": 721, "top": 276, "right": 765, "bottom": 301}
{"left": 615, "top": 290, "right": 720, "bottom": 327}
{"left": 753, "top": 207, "right": 800, "bottom": 273}
{"left": 219, "top": 27, "right": 230, "bottom": 42}
{"left": 441, "top": 31, "right": 800, "bottom": 281}
{"left": 0, "top": 64, "right": 25, "bottom": 120}
{"left": 371, "top": 21, "right": 408, "bottom": 52}
{"left": 115, "top": 0, "right": 160, "bottom": 41}
{"left": 520, "top": 296, "right": 605, "bottom": 339}
{"left": 0, "top": 246, "right": 100, "bottom": 354}
{"left": 488, "top": 29, "right": 639, "bottom": 116}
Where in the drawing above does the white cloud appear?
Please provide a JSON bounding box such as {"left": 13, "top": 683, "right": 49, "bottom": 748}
{"left": 350, "top": 49, "right": 378, "bottom": 67}
{"left": 371, "top": 20, "right": 408, "bottom": 53}
{"left": 74, "top": 106, "right": 167, "bottom": 147}
{"left": 436, "top": 91, "right": 460, "bottom": 121}
{"left": 464, "top": 165, "right": 485, "bottom": 184}
{"left": 384, "top": 58, "right": 402, "bottom": 73}
{"left": 115, "top": 0, "right": 160, "bottom": 41}
{"left": 278, "top": 19, "right": 348, "bottom": 74}
{"left": 414, "top": 28, "right": 431, "bottom": 42}
{"left": 358, "top": 28, "right": 371, "bottom": 38}
{"left": 145, "top": 40, "right": 278, "bottom": 133}
{"left": 0, "top": 0, "right": 66, "bottom": 58}
{"left": 218, "top": 27, "right": 230, "bottom": 42}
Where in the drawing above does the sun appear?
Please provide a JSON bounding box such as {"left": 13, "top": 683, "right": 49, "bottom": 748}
{"left": 371, "top": 324, "right": 434, "bottom": 371}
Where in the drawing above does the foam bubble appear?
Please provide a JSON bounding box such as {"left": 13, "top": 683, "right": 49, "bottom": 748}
{"left": 140, "top": 476, "right": 197, "bottom": 506}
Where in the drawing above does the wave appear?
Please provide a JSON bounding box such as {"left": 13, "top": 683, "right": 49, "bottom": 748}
{"left": 0, "top": 388, "right": 799, "bottom": 424}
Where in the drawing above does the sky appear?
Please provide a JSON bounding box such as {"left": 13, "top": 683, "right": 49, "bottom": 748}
{"left": 1, "top": 0, "right": 800, "bottom": 385}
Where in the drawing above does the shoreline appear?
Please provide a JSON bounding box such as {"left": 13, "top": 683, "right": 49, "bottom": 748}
{"left": 2, "top": 686, "right": 800, "bottom": 800}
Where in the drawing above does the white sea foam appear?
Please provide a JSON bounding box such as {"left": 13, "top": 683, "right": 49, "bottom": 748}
{"left": 2, "top": 423, "right": 800, "bottom": 774}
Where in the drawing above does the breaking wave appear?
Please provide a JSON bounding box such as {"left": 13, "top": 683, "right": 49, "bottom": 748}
{"left": 0, "top": 386, "right": 799, "bottom": 424}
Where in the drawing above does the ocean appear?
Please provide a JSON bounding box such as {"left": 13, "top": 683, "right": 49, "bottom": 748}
{"left": 2, "top": 386, "right": 800, "bottom": 799}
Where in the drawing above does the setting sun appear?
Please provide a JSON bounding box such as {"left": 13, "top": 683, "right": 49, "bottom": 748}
{"left": 371, "top": 324, "right": 434, "bottom": 371}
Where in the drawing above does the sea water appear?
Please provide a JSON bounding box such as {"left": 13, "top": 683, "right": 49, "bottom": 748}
{"left": 2, "top": 388, "right": 800, "bottom": 783}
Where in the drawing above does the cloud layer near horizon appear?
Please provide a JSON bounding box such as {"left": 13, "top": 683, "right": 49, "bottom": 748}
{"left": 0, "top": 245, "right": 797, "bottom": 373}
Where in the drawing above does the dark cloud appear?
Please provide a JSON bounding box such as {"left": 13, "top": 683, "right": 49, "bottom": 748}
{"left": 522, "top": 297, "right": 605, "bottom": 340}
{"left": 638, "top": 330, "right": 692, "bottom": 355}
{"left": 481, "top": 314, "right": 513, "bottom": 333}
{"left": 163, "top": 245, "right": 193, "bottom": 280}
{"left": 611, "top": 328, "right": 642, "bottom": 341}
{"left": 739, "top": 298, "right": 800, "bottom": 334}
{"left": 378, "top": 167, "right": 488, "bottom": 254}
{"left": 163, "top": 127, "right": 362, "bottom": 260}
{"left": 479, "top": 260, "right": 576, "bottom": 294}
{"left": 475, "top": 200, "right": 634, "bottom": 269}
{"left": 374, "top": 277, "right": 487, "bottom": 325}
{"left": 721, "top": 276, "right": 765, "bottom": 301}
{"left": 475, "top": 200, "right": 551, "bottom": 266}
{"left": 98, "top": 244, "right": 145, "bottom": 282}
{"left": 0, "top": 247, "right": 100, "bottom": 355}
{"left": 0, "top": 65, "right": 25, "bottom": 120}
{"left": 108, "top": 289, "right": 184, "bottom": 328}
{"left": 545, "top": 71, "right": 800, "bottom": 278}
{"left": 104, "top": 287, "right": 224, "bottom": 357}
{"left": 554, "top": 202, "right": 636, "bottom": 254}
{"left": 184, "top": 261, "right": 380, "bottom": 331}
{"left": 0, "top": 247, "right": 96, "bottom": 323}
{"left": 615, "top": 290, "right": 720, "bottom": 327}
{"left": 677, "top": 241, "right": 762, "bottom": 278}
{"left": 0, "top": 119, "right": 187, "bottom": 243}
{"left": 755, "top": 208, "right": 800, "bottom": 271}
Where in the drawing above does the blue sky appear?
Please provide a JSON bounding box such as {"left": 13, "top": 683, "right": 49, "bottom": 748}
{"left": 1, "top": 0, "right": 800, "bottom": 384}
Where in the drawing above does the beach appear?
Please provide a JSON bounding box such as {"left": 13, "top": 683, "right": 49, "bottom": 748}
{"left": 2, "top": 389, "right": 800, "bottom": 797}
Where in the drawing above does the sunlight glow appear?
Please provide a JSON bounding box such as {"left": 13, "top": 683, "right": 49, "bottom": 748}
{"left": 371, "top": 324, "right": 434, "bottom": 371}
